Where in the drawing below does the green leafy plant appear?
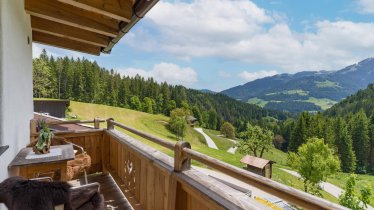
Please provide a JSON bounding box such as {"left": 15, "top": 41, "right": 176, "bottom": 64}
{"left": 34, "top": 119, "right": 53, "bottom": 154}
{"left": 237, "top": 123, "right": 273, "bottom": 158}
{"left": 288, "top": 137, "right": 340, "bottom": 195}
{"left": 339, "top": 174, "right": 372, "bottom": 210}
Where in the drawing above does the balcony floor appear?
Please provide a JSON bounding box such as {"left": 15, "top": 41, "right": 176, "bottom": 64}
{"left": 79, "top": 173, "right": 133, "bottom": 210}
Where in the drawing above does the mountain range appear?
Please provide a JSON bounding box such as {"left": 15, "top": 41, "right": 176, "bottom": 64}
{"left": 221, "top": 58, "right": 374, "bottom": 113}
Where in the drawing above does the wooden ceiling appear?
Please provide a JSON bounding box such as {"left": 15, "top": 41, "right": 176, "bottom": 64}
{"left": 25, "top": 0, "right": 136, "bottom": 55}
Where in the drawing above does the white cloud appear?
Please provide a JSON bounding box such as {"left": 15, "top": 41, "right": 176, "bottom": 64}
{"left": 124, "top": 0, "right": 374, "bottom": 72}
{"left": 119, "top": 62, "right": 197, "bottom": 87}
{"left": 357, "top": 0, "right": 374, "bottom": 14}
{"left": 238, "top": 70, "right": 278, "bottom": 81}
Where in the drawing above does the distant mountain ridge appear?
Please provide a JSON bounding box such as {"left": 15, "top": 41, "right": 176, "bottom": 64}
{"left": 221, "top": 58, "right": 374, "bottom": 113}
{"left": 199, "top": 89, "right": 216, "bottom": 94}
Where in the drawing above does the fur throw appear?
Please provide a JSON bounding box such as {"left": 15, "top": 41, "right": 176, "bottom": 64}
{"left": 70, "top": 185, "right": 104, "bottom": 210}
{"left": 0, "top": 176, "right": 72, "bottom": 210}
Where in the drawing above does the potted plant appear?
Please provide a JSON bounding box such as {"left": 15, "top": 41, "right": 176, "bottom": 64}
{"left": 33, "top": 119, "right": 53, "bottom": 154}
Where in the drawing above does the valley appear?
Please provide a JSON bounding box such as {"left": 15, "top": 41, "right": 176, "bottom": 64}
{"left": 222, "top": 58, "right": 374, "bottom": 113}
{"left": 68, "top": 100, "right": 374, "bottom": 206}
{"left": 33, "top": 51, "right": 374, "bottom": 209}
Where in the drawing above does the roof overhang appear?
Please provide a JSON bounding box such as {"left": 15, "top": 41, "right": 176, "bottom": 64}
{"left": 25, "top": 0, "right": 158, "bottom": 56}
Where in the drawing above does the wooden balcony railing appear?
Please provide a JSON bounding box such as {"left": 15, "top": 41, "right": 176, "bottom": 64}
{"left": 29, "top": 118, "right": 349, "bottom": 210}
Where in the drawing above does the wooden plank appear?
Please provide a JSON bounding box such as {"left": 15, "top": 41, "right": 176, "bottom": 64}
{"left": 155, "top": 172, "right": 164, "bottom": 210}
{"left": 166, "top": 176, "right": 177, "bottom": 210}
{"left": 118, "top": 144, "right": 124, "bottom": 183}
{"left": 31, "top": 16, "right": 109, "bottom": 47}
{"left": 25, "top": 0, "right": 119, "bottom": 37}
{"left": 32, "top": 31, "right": 101, "bottom": 55}
{"left": 129, "top": 151, "right": 135, "bottom": 194}
{"left": 134, "top": 156, "right": 141, "bottom": 201}
{"left": 57, "top": 0, "right": 133, "bottom": 22}
{"left": 82, "top": 174, "right": 133, "bottom": 210}
{"left": 146, "top": 165, "right": 155, "bottom": 210}
{"left": 175, "top": 183, "right": 188, "bottom": 210}
{"left": 140, "top": 157, "right": 148, "bottom": 209}
{"left": 101, "top": 132, "right": 110, "bottom": 174}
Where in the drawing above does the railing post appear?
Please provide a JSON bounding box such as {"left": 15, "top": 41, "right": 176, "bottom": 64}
{"left": 174, "top": 141, "right": 191, "bottom": 172}
{"left": 106, "top": 118, "right": 114, "bottom": 130}
{"left": 94, "top": 117, "right": 100, "bottom": 129}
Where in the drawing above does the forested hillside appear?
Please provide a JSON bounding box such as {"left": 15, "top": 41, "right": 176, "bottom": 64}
{"left": 33, "top": 50, "right": 288, "bottom": 130}
{"left": 280, "top": 109, "right": 374, "bottom": 174}
{"left": 222, "top": 58, "right": 374, "bottom": 113}
{"left": 324, "top": 84, "right": 374, "bottom": 117}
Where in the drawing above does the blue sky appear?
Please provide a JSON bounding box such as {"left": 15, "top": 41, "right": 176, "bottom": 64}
{"left": 34, "top": 0, "right": 374, "bottom": 91}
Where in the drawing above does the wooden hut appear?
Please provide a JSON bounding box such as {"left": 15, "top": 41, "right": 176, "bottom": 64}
{"left": 34, "top": 99, "right": 70, "bottom": 118}
{"left": 240, "top": 155, "right": 274, "bottom": 179}
{"left": 186, "top": 116, "right": 198, "bottom": 127}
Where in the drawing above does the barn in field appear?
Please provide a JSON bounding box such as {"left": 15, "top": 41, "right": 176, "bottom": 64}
{"left": 240, "top": 155, "right": 274, "bottom": 179}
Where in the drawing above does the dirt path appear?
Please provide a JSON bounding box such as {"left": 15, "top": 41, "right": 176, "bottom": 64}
{"left": 227, "top": 146, "right": 237, "bottom": 154}
{"left": 225, "top": 138, "right": 238, "bottom": 154}
{"left": 194, "top": 128, "right": 218, "bottom": 149}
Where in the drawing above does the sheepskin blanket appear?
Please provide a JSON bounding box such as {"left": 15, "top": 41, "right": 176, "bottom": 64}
{"left": 0, "top": 177, "right": 104, "bottom": 210}
{"left": 0, "top": 176, "right": 72, "bottom": 210}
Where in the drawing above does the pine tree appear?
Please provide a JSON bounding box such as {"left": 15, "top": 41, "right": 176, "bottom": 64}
{"left": 368, "top": 114, "right": 374, "bottom": 171}
{"left": 289, "top": 112, "right": 308, "bottom": 152}
{"left": 208, "top": 109, "right": 218, "bottom": 130}
{"left": 33, "top": 54, "right": 55, "bottom": 98}
{"left": 351, "top": 110, "right": 370, "bottom": 173}
{"left": 191, "top": 106, "right": 203, "bottom": 126}
{"left": 334, "top": 118, "right": 356, "bottom": 172}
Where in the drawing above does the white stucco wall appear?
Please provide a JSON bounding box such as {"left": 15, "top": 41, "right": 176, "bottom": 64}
{"left": 0, "top": 0, "right": 33, "bottom": 190}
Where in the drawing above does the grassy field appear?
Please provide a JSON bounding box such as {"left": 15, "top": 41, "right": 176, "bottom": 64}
{"left": 305, "top": 97, "right": 337, "bottom": 110}
{"left": 69, "top": 101, "right": 207, "bottom": 157}
{"left": 247, "top": 97, "right": 268, "bottom": 107}
{"left": 269, "top": 89, "right": 309, "bottom": 96}
{"left": 68, "top": 101, "right": 373, "bottom": 206}
{"left": 315, "top": 80, "right": 342, "bottom": 88}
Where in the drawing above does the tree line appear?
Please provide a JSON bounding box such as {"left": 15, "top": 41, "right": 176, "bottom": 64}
{"left": 279, "top": 110, "right": 374, "bottom": 174}
{"left": 33, "top": 50, "right": 288, "bottom": 131}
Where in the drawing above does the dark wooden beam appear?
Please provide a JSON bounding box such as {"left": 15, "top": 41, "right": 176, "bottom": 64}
{"left": 57, "top": 0, "right": 133, "bottom": 22}
{"left": 32, "top": 31, "right": 101, "bottom": 56}
{"left": 31, "top": 16, "right": 110, "bottom": 47}
{"left": 25, "top": 0, "right": 119, "bottom": 37}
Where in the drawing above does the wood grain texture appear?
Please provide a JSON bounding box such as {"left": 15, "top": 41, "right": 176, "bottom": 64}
{"left": 57, "top": 0, "right": 133, "bottom": 22}
{"left": 32, "top": 31, "right": 101, "bottom": 55}
{"left": 104, "top": 130, "right": 266, "bottom": 210}
{"left": 9, "top": 144, "right": 74, "bottom": 167}
{"left": 55, "top": 131, "right": 104, "bottom": 173}
{"left": 31, "top": 16, "right": 109, "bottom": 47}
{"left": 25, "top": 0, "right": 119, "bottom": 37}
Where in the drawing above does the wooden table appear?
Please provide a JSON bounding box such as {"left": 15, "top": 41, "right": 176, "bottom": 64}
{"left": 8, "top": 144, "right": 74, "bottom": 181}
